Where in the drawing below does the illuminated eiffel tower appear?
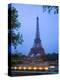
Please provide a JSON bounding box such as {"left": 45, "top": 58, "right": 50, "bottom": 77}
{"left": 28, "top": 17, "right": 45, "bottom": 60}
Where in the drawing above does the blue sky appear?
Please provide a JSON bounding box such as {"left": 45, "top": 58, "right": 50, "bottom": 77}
{"left": 11, "top": 4, "right": 58, "bottom": 55}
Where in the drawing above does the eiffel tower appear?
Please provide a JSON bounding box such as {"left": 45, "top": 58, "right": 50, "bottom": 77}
{"left": 28, "top": 17, "right": 45, "bottom": 60}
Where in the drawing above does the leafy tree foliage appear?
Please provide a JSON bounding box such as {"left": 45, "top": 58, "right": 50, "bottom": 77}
{"left": 8, "top": 4, "right": 23, "bottom": 50}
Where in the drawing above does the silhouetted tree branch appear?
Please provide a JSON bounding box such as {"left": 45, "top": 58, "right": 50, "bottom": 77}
{"left": 43, "top": 6, "right": 58, "bottom": 14}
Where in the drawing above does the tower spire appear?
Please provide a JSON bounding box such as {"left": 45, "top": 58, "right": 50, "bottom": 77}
{"left": 36, "top": 17, "right": 40, "bottom": 39}
{"left": 34, "top": 17, "right": 41, "bottom": 48}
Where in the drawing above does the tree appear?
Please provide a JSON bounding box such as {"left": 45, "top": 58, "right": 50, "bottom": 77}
{"left": 46, "top": 53, "right": 58, "bottom": 61}
{"left": 8, "top": 4, "right": 23, "bottom": 53}
{"left": 43, "top": 6, "right": 58, "bottom": 14}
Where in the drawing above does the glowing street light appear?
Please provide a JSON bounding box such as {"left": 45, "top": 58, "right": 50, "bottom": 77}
{"left": 33, "top": 67, "right": 37, "bottom": 70}
{"left": 14, "top": 66, "right": 17, "bottom": 70}
{"left": 44, "top": 67, "right": 48, "bottom": 70}
{"left": 38, "top": 67, "right": 43, "bottom": 70}
{"left": 28, "top": 66, "right": 32, "bottom": 70}
{"left": 23, "top": 67, "right": 27, "bottom": 70}
{"left": 18, "top": 66, "right": 22, "bottom": 70}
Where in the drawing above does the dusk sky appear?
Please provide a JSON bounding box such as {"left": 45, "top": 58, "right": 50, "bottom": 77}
{"left": 11, "top": 4, "right": 58, "bottom": 55}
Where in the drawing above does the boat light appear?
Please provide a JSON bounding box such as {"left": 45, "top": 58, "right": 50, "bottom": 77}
{"left": 49, "top": 66, "right": 55, "bottom": 68}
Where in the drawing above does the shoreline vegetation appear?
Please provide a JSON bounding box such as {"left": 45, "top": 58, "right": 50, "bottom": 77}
{"left": 8, "top": 52, "right": 58, "bottom": 66}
